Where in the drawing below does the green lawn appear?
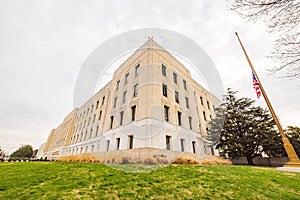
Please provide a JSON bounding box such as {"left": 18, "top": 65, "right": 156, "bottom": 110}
{"left": 0, "top": 162, "right": 299, "bottom": 199}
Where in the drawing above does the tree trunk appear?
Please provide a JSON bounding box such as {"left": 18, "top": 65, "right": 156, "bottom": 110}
{"left": 246, "top": 155, "right": 254, "bottom": 165}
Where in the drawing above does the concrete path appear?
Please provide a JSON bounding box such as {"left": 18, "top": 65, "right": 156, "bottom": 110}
{"left": 276, "top": 167, "right": 300, "bottom": 173}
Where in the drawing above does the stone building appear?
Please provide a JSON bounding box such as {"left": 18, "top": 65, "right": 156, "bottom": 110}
{"left": 39, "top": 39, "right": 221, "bottom": 160}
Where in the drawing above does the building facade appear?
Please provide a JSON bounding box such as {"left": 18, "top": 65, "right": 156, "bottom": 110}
{"left": 39, "top": 39, "right": 221, "bottom": 160}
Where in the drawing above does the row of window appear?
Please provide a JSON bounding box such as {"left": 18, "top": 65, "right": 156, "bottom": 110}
{"left": 162, "top": 64, "right": 187, "bottom": 89}
{"left": 110, "top": 105, "right": 136, "bottom": 129}
{"left": 162, "top": 83, "right": 212, "bottom": 113}
{"left": 68, "top": 135, "right": 197, "bottom": 155}
{"left": 116, "top": 64, "right": 140, "bottom": 90}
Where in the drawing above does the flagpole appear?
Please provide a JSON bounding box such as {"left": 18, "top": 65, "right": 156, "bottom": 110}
{"left": 235, "top": 32, "right": 300, "bottom": 167}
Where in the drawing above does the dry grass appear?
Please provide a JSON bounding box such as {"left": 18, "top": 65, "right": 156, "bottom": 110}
{"left": 200, "top": 156, "right": 232, "bottom": 165}
{"left": 57, "top": 153, "right": 169, "bottom": 165}
{"left": 172, "top": 157, "right": 199, "bottom": 164}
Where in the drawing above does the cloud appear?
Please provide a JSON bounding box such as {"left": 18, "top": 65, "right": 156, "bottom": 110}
{"left": 0, "top": 0, "right": 298, "bottom": 153}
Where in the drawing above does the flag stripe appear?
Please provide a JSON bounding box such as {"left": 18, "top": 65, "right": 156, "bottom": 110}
{"left": 252, "top": 72, "right": 261, "bottom": 98}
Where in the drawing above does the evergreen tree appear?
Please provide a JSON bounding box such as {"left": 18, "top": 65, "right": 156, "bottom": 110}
{"left": 208, "top": 89, "right": 281, "bottom": 165}
{"left": 11, "top": 145, "right": 33, "bottom": 159}
{"left": 285, "top": 126, "right": 300, "bottom": 158}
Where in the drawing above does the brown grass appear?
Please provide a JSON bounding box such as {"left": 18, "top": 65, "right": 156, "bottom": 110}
{"left": 200, "top": 156, "right": 232, "bottom": 165}
{"left": 56, "top": 154, "right": 169, "bottom": 165}
{"left": 172, "top": 157, "right": 199, "bottom": 165}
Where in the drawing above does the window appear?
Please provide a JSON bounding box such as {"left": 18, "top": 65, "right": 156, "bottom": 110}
{"left": 102, "top": 96, "right": 105, "bottom": 105}
{"left": 189, "top": 116, "right": 192, "bottom": 130}
{"left": 173, "top": 72, "right": 177, "bottom": 83}
{"left": 96, "top": 101, "right": 99, "bottom": 109}
{"left": 162, "top": 64, "right": 166, "bottom": 76}
{"left": 89, "top": 128, "right": 93, "bottom": 139}
{"left": 93, "top": 114, "right": 96, "bottom": 123}
{"left": 177, "top": 111, "right": 182, "bottom": 126}
{"left": 106, "top": 140, "right": 110, "bottom": 152}
{"left": 91, "top": 105, "right": 94, "bottom": 112}
{"left": 91, "top": 145, "right": 95, "bottom": 153}
{"left": 123, "top": 91, "right": 127, "bottom": 103}
{"left": 200, "top": 96, "right": 203, "bottom": 105}
{"left": 131, "top": 105, "right": 136, "bottom": 121}
{"left": 185, "top": 97, "right": 189, "bottom": 108}
{"left": 98, "top": 111, "right": 102, "bottom": 121}
{"left": 88, "top": 117, "right": 91, "bottom": 126}
{"left": 183, "top": 79, "right": 187, "bottom": 90}
{"left": 210, "top": 115, "right": 212, "bottom": 120}
{"left": 203, "top": 111, "right": 207, "bottom": 121}
{"left": 207, "top": 101, "right": 210, "bottom": 109}
{"left": 192, "top": 141, "right": 196, "bottom": 153}
{"left": 110, "top": 116, "right": 114, "bottom": 129}
{"left": 120, "top": 111, "right": 124, "bottom": 125}
{"left": 175, "top": 91, "right": 179, "bottom": 103}
{"left": 166, "top": 135, "right": 171, "bottom": 150}
{"left": 113, "top": 97, "right": 118, "bottom": 108}
{"left": 116, "top": 138, "right": 120, "bottom": 150}
{"left": 164, "top": 106, "right": 169, "bottom": 122}
{"left": 135, "top": 64, "right": 140, "bottom": 76}
{"left": 125, "top": 72, "right": 129, "bottom": 84}
{"left": 116, "top": 80, "right": 120, "bottom": 90}
{"left": 96, "top": 126, "right": 99, "bottom": 137}
{"left": 128, "top": 135, "right": 133, "bottom": 149}
{"left": 180, "top": 139, "right": 185, "bottom": 152}
{"left": 162, "top": 84, "right": 167, "bottom": 97}
{"left": 134, "top": 84, "right": 138, "bottom": 97}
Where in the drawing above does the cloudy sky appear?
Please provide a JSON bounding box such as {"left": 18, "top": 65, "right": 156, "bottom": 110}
{"left": 1, "top": 0, "right": 299, "bottom": 154}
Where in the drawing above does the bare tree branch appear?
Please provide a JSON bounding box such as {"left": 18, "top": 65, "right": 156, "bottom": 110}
{"left": 230, "top": 0, "right": 300, "bottom": 78}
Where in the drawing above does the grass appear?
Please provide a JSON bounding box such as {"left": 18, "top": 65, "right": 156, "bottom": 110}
{"left": 0, "top": 162, "right": 299, "bottom": 199}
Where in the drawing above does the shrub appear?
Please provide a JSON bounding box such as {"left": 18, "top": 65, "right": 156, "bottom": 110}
{"left": 172, "top": 157, "right": 199, "bottom": 165}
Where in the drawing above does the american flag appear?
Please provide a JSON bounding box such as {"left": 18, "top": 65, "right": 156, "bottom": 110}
{"left": 252, "top": 72, "right": 261, "bottom": 98}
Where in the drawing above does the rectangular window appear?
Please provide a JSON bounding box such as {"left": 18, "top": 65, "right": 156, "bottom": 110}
{"left": 192, "top": 141, "right": 196, "bottom": 153}
{"left": 96, "top": 126, "right": 99, "bottom": 137}
{"left": 110, "top": 116, "right": 114, "bottom": 129}
{"left": 91, "top": 145, "right": 94, "bottom": 153}
{"left": 123, "top": 91, "right": 127, "bottom": 103}
{"left": 177, "top": 111, "right": 182, "bottom": 126}
{"left": 175, "top": 91, "right": 179, "bottom": 103}
{"left": 162, "top": 84, "right": 167, "bottom": 97}
{"left": 128, "top": 135, "right": 133, "bottom": 149}
{"left": 183, "top": 79, "right": 187, "bottom": 90}
{"left": 91, "top": 105, "right": 94, "bottom": 112}
{"left": 134, "top": 84, "right": 138, "bottom": 97}
{"left": 131, "top": 105, "right": 136, "bottom": 121}
{"left": 164, "top": 106, "right": 169, "bottom": 122}
{"left": 102, "top": 96, "right": 105, "bottom": 105}
{"left": 162, "top": 64, "right": 166, "bottom": 76}
{"left": 207, "top": 101, "right": 210, "bottom": 109}
{"left": 116, "top": 138, "right": 120, "bottom": 150}
{"left": 96, "top": 101, "right": 99, "bottom": 109}
{"left": 125, "top": 72, "right": 129, "bottom": 84}
{"left": 89, "top": 128, "right": 93, "bottom": 139}
{"left": 120, "top": 111, "right": 124, "bottom": 125}
{"left": 185, "top": 97, "right": 189, "bottom": 108}
{"left": 173, "top": 72, "right": 177, "bottom": 83}
{"left": 180, "top": 139, "right": 185, "bottom": 152}
{"left": 98, "top": 110, "right": 102, "bottom": 121}
{"left": 113, "top": 97, "right": 118, "bottom": 108}
{"left": 200, "top": 96, "right": 203, "bottom": 105}
{"left": 189, "top": 116, "right": 192, "bottom": 130}
{"left": 166, "top": 135, "right": 171, "bottom": 150}
{"left": 93, "top": 114, "right": 96, "bottom": 123}
{"left": 106, "top": 140, "right": 110, "bottom": 152}
{"left": 135, "top": 64, "right": 140, "bottom": 76}
{"left": 116, "top": 80, "right": 120, "bottom": 90}
{"left": 203, "top": 111, "right": 207, "bottom": 121}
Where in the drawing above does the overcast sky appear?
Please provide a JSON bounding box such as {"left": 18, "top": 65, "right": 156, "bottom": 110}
{"left": 0, "top": 0, "right": 299, "bottom": 154}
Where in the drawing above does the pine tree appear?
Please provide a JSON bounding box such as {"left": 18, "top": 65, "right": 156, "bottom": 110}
{"left": 208, "top": 89, "right": 281, "bottom": 165}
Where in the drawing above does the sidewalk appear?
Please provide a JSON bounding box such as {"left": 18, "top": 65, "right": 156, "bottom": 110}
{"left": 276, "top": 167, "right": 300, "bottom": 173}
